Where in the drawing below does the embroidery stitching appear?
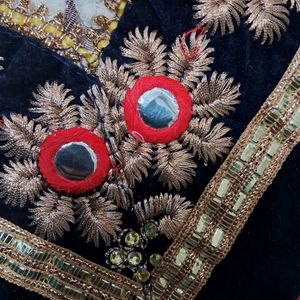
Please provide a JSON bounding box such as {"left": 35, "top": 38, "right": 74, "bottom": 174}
{"left": 0, "top": 0, "right": 129, "bottom": 72}
{"left": 194, "top": 0, "right": 298, "bottom": 44}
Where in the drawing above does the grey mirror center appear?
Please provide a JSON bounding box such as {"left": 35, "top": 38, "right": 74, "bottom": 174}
{"left": 54, "top": 142, "right": 97, "bottom": 181}
{"left": 138, "top": 88, "right": 179, "bottom": 129}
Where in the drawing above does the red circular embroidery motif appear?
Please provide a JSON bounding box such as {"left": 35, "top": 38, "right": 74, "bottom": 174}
{"left": 38, "top": 127, "right": 111, "bottom": 195}
{"left": 123, "top": 76, "right": 192, "bottom": 144}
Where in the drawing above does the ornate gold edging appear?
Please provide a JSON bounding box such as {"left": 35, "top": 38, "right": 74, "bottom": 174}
{"left": 0, "top": 218, "right": 144, "bottom": 300}
{"left": 151, "top": 47, "right": 300, "bottom": 299}
{"left": 0, "top": 0, "right": 129, "bottom": 73}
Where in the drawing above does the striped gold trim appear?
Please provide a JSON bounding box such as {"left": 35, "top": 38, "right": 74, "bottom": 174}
{"left": 151, "top": 47, "right": 300, "bottom": 299}
{"left": 0, "top": 0, "right": 129, "bottom": 73}
{"left": 0, "top": 218, "right": 144, "bottom": 300}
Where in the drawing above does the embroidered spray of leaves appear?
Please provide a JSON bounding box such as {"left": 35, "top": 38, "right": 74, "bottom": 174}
{"left": 194, "top": 0, "right": 295, "bottom": 44}
{"left": 75, "top": 192, "right": 122, "bottom": 246}
{"left": 30, "top": 82, "right": 79, "bottom": 130}
{"left": 134, "top": 193, "right": 193, "bottom": 239}
{"left": 105, "top": 27, "right": 240, "bottom": 190}
{"left": 0, "top": 160, "right": 43, "bottom": 207}
{"left": 120, "top": 27, "right": 167, "bottom": 76}
{"left": 154, "top": 142, "right": 197, "bottom": 191}
{"left": 194, "top": 0, "right": 245, "bottom": 35}
{"left": 167, "top": 30, "right": 214, "bottom": 89}
{"left": 0, "top": 114, "right": 47, "bottom": 160}
{"left": 29, "top": 190, "right": 75, "bottom": 241}
{"left": 0, "top": 82, "right": 122, "bottom": 245}
{"left": 246, "top": 0, "right": 289, "bottom": 44}
{"left": 120, "top": 137, "right": 153, "bottom": 187}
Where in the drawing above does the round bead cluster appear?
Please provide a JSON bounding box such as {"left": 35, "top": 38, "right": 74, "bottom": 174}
{"left": 105, "top": 220, "right": 162, "bottom": 284}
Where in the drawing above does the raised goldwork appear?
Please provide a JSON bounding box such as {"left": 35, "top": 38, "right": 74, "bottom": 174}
{"left": 151, "top": 47, "right": 300, "bottom": 299}
{"left": 0, "top": 0, "right": 129, "bottom": 72}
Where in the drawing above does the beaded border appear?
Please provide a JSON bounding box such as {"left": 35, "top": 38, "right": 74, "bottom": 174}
{"left": 150, "top": 47, "right": 300, "bottom": 299}
{"left": 0, "top": 0, "right": 129, "bottom": 73}
{"left": 0, "top": 218, "right": 144, "bottom": 300}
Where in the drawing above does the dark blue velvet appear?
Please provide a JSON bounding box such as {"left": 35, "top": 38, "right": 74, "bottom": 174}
{"left": 0, "top": 0, "right": 299, "bottom": 299}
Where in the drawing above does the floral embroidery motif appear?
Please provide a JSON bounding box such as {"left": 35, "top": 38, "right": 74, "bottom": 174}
{"left": 194, "top": 0, "right": 299, "bottom": 44}
{"left": 88, "top": 27, "right": 240, "bottom": 191}
{"left": 0, "top": 82, "right": 122, "bottom": 245}
{"left": 0, "top": 26, "right": 240, "bottom": 283}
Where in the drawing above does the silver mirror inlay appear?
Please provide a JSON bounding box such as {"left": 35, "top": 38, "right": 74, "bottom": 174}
{"left": 54, "top": 142, "right": 97, "bottom": 181}
{"left": 138, "top": 88, "right": 179, "bottom": 129}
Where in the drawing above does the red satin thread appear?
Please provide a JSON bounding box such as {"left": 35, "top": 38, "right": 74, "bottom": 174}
{"left": 179, "top": 25, "right": 206, "bottom": 61}
{"left": 123, "top": 76, "right": 192, "bottom": 144}
{"left": 38, "top": 127, "right": 111, "bottom": 195}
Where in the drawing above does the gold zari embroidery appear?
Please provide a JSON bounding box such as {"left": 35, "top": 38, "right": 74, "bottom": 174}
{"left": 0, "top": 0, "right": 129, "bottom": 72}
{"left": 194, "top": 0, "right": 298, "bottom": 44}
{"left": 0, "top": 47, "right": 299, "bottom": 298}
{"left": 0, "top": 218, "right": 144, "bottom": 300}
{"left": 151, "top": 47, "right": 300, "bottom": 299}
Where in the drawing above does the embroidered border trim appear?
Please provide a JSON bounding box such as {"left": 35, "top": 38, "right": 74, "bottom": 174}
{"left": 0, "top": 0, "right": 129, "bottom": 73}
{"left": 151, "top": 47, "right": 300, "bottom": 299}
{"left": 0, "top": 218, "right": 144, "bottom": 300}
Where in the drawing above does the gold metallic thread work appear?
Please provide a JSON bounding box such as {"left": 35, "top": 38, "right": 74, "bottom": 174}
{"left": 0, "top": 48, "right": 299, "bottom": 298}
{"left": 194, "top": 0, "right": 298, "bottom": 44}
{"left": 0, "top": 0, "right": 129, "bottom": 72}
{"left": 151, "top": 47, "right": 300, "bottom": 299}
{"left": 0, "top": 218, "right": 144, "bottom": 300}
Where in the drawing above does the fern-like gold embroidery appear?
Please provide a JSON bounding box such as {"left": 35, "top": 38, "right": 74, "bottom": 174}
{"left": 194, "top": 0, "right": 293, "bottom": 44}
{"left": 120, "top": 136, "right": 153, "bottom": 187}
{"left": 0, "top": 159, "right": 43, "bottom": 207}
{"left": 80, "top": 85, "right": 127, "bottom": 144}
{"left": 154, "top": 141, "right": 197, "bottom": 191}
{"left": 80, "top": 85, "right": 108, "bottom": 132}
{"left": 134, "top": 193, "right": 193, "bottom": 239}
{"left": 96, "top": 58, "right": 134, "bottom": 103}
{"left": 29, "top": 190, "right": 75, "bottom": 241}
{"left": 75, "top": 192, "right": 122, "bottom": 246}
{"left": 30, "top": 81, "right": 78, "bottom": 130}
{"left": 167, "top": 31, "right": 214, "bottom": 89}
{"left": 0, "top": 114, "right": 47, "bottom": 160}
{"left": 194, "top": 0, "right": 245, "bottom": 35}
{"left": 246, "top": 0, "right": 290, "bottom": 44}
{"left": 120, "top": 27, "right": 167, "bottom": 76}
{"left": 181, "top": 118, "right": 233, "bottom": 163}
{"left": 100, "top": 169, "right": 132, "bottom": 210}
{"left": 193, "top": 72, "right": 240, "bottom": 118}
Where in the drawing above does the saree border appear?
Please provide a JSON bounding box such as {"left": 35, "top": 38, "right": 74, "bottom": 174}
{"left": 0, "top": 218, "right": 144, "bottom": 300}
{"left": 151, "top": 47, "right": 300, "bottom": 299}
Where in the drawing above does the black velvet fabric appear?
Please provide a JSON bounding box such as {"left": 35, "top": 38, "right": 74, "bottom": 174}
{"left": 0, "top": 0, "right": 299, "bottom": 299}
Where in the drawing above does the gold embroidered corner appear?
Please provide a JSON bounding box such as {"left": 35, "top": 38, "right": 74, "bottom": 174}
{"left": 0, "top": 0, "right": 130, "bottom": 72}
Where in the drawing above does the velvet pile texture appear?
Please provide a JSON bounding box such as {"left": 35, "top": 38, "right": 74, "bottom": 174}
{"left": 0, "top": 0, "right": 299, "bottom": 299}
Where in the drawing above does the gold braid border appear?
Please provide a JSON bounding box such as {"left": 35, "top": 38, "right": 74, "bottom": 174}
{"left": 0, "top": 0, "right": 129, "bottom": 73}
{"left": 151, "top": 47, "right": 300, "bottom": 299}
{"left": 0, "top": 218, "right": 144, "bottom": 300}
